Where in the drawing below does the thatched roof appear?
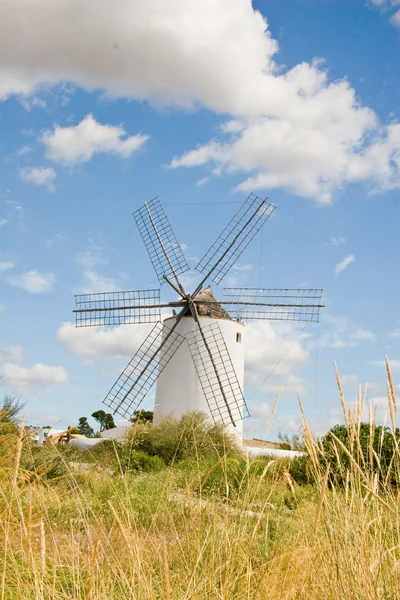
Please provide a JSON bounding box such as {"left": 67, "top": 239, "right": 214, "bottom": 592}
{"left": 194, "top": 286, "right": 232, "bottom": 320}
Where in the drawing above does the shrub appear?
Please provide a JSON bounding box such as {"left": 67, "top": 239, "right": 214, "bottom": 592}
{"left": 127, "top": 411, "right": 241, "bottom": 464}
{"left": 321, "top": 423, "right": 400, "bottom": 485}
{"left": 122, "top": 450, "right": 165, "bottom": 473}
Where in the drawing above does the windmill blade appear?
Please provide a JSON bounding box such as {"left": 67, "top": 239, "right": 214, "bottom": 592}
{"left": 133, "top": 197, "right": 189, "bottom": 287}
{"left": 186, "top": 321, "right": 249, "bottom": 427}
{"left": 74, "top": 289, "right": 170, "bottom": 327}
{"left": 103, "top": 322, "right": 185, "bottom": 420}
{"left": 193, "top": 193, "right": 275, "bottom": 293}
{"left": 222, "top": 288, "right": 324, "bottom": 322}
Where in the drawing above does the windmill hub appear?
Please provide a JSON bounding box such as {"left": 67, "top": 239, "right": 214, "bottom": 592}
{"left": 73, "top": 193, "right": 324, "bottom": 436}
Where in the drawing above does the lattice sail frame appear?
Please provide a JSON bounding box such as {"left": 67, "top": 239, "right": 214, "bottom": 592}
{"left": 133, "top": 197, "right": 189, "bottom": 285}
{"left": 74, "top": 289, "right": 162, "bottom": 327}
{"left": 103, "top": 322, "right": 185, "bottom": 419}
{"left": 222, "top": 288, "right": 323, "bottom": 322}
{"left": 195, "top": 193, "right": 275, "bottom": 286}
{"left": 186, "top": 322, "right": 249, "bottom": 426}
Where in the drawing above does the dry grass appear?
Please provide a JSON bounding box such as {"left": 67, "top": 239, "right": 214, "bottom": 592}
{"left": 0, "top": 367, "right": 399, "bottom": 599}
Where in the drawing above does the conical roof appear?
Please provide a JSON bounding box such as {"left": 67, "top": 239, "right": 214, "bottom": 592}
{"left": 194, "top": 286, "right": 232, "bottom": 320}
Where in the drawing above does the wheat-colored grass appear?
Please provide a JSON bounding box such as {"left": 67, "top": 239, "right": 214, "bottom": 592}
{"left": 0, "top": 366, "right": 399, "bottom": 598}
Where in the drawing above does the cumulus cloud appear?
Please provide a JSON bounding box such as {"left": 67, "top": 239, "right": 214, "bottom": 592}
{"left": 370, "top": 0, "right": 400, "bottom": 27}
{"left": 319, "top": 315, "right": 375, "bottom": 348}
{"left": 0, "top": 1, "right": 397, "bottom": 201}
{"left": 0, "top": 345, "right": 23, "bottom": 363}
{"left": 0, "top": 261, "right": 14, "bottom": 271}
{"left": 244, "top": 321, "right": 309, "bottom": 395}
{"left": 372, "top": 359, "right": 400, "bottom": 370}
{"left": 41, "top": 115, "right": 149, "bottom": 165}
{"left": 57, "top": 321, "right": 152, "bottom": 359}
{"left": 2, "top": 362, "right": 68, "bottom": 394}
{"left": 340, "top": 374, "right": 360, "bottom": 388}
{"left": 196, "top": 177, "right": 209, "bottom": 187}
{"left": 334, "top": 254, "right": 355, "bottom": 275}
{"left": 19, "top": 166, "right": 56, "bottom": 190}
{"left": 8, "top": 270, "right": 55, "bottom": 293}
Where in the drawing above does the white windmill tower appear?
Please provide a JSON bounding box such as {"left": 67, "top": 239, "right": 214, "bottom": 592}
{"left": 73, "top": 194, "right": 324, "bottom": 439}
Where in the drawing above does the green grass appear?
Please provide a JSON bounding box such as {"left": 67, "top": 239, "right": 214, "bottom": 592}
{"left": 0, "top": 367, "right": 399, "bottom": 599}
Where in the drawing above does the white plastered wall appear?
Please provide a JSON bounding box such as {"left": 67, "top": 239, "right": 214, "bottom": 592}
{"left": 153, "top": 315, "right": 245, "bottom": 438}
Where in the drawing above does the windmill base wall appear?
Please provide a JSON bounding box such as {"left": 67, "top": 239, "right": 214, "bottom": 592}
{"left": 153, "top": 316, "right": 245, "bottom": 439}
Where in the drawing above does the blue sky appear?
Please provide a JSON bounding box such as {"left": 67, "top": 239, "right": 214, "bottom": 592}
{"left": 0, "top": 0, "right": 398, "bottom": 437}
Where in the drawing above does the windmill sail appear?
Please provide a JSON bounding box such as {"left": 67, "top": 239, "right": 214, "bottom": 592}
{"left": 103, "top": 322, "right": 185, "bottom": 419}
{"left": 222, "top": 288, "right": 324, "bottom": 322}
{"left": 194, "top": 193, "right": 275, "bottom": 291}
{"left": 74, "top": 289, "right": 164, "bottom": 327}
{"left": 133, "top": 197, "right": 189, "bottom": 286}
{"left": 186, "top": 322, "right": 249, "bottom": 426}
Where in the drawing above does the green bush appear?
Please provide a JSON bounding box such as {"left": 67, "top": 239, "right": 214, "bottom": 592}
{"left": 20, "top": 444, "right": 68, "bottom": 480}
{"left": 122, "top": 450, "right": 165, "bottom": 473}
{"left": 127, "top": 411, "right": 241, "bottom": 465}
{"left": 321, "top": 423, "right": 400, "bottom": 485}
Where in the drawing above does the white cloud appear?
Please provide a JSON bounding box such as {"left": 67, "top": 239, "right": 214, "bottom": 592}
{"left": 196, "top": 177, "right": 209, "bottom": 187}
{"left": 8, "top": 270, "right": 55, "bottom": 293}
{"left": 0, "top": 305, "right": 6, "bottom": 312}
{"left": 330, "top": 236, "right": 346, "bottom": 246}
{"left": 0, "top": 261, "right": 14, "bottom": 271}
{"left": 80, "top": 270, "right": 119, "bottom": 294}
{"left": 372, "top": 359, "right": 400, "bottom": 371}
{"left": 370, "top": 0, "right": 400, "bottom": 27}
{"left": 340, "top": 374, "right": 360, "bottom": 388}
{"left": 391, "top": 9, "right": 400, "bottom": 25}
{"left": 74, "top": 236, "right": 122, "bottom": 293}
{"left": 0, "top": 345, "right": 23, "bottom": 363}
{"left": 41, "top": 115, "right": 149, "bottom": 165}
{"left": 389, "top": 329, "right": 400, "bottom": 339}
{"left": 251, "top": 402, "right": 272, "bottom": 420}
{"left": 0, "top": 219, "right": 8, "bottom": 227}
{"left": 319, "top": 315, "right": 375, "bottom": 348}
{"left": 19, "top": 166, "right": 57, "bottom": 190}
{"left": 57, "top": 321, "right": 152, "bottom": 360}
{"left": 334, "top": 254, "right": 355, "bottom": 275}
{"left": 244, "top": 321, "right": 309, "bottom": 395}
{"left": 2, "top": 362, "right": 68, "bottom": 394}
{"left": 0, "top": 1, "right": 397, "bottom": 201}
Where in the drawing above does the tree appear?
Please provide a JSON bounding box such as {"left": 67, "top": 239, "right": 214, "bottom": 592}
{"left": 130, "top": 410, "right": 154, "bottom": 424}
{"left": 77, "top": 417, "right": 94, "bottom": 437}
{"left": 91, "top": 410, "right": 115, "bottom": 432}
{"left": 0, "top": 395, "right": 25, "bottom": 423}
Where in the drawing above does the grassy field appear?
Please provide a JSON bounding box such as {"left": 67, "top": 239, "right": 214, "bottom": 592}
{"left": 0, "top": 365, "right": 399, "bottom": 599}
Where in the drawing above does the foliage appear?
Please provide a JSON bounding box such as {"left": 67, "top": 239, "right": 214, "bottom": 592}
{"left": 77, "top": 416, "right": 94, "bottom": 437}
{"left": 20, "top": 443, "right": 69, "bottom": 480}
{"left": 127, "top": 411, "right": 241, "bottom": 464}
{"left": 278, "top": 431, "right": 305, "bottom": 451}
{"left": 121, "top": 449, "right": 165, "bottom": 473}
{"left": 91, "top": 409, "right": 115, "bottom": 432}
{"left": 321, "top": 422, "right": 400, "bottom": 484}
{"left": 0, "top": 394, "right": 25, "bottom": 423}
{"left": 130, "top": 409, "right": 154, "bottom": 424}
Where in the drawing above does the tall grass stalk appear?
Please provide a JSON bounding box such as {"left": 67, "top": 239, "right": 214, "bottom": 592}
{"left": 0, "top": 369, "right": 399, "bottom": 598}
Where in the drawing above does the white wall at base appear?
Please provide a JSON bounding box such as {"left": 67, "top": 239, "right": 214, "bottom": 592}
{"left": 69, "top": 438, "right": 103, "bottom": 449}
{"left": 244, "top": 446, "right": 305, "bottom": 459}
{"left": 100, "top": 425, "right": 131, "bottom": 440}
{"left": 154, "top": 315, "right": 245, "bottom": 438}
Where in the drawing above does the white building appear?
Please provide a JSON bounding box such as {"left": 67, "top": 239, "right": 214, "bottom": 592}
{"left": 154, "top": 287, "right": 246, "bottom": 438}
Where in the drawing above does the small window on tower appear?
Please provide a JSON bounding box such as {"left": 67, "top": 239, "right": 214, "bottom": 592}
{"left": 236, "top": 332, "right": 242, "bottom": 343}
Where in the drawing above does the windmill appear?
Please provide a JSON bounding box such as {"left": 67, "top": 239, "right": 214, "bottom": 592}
{"left": 73, "top": 193, "right": 324, "bottom": 437}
